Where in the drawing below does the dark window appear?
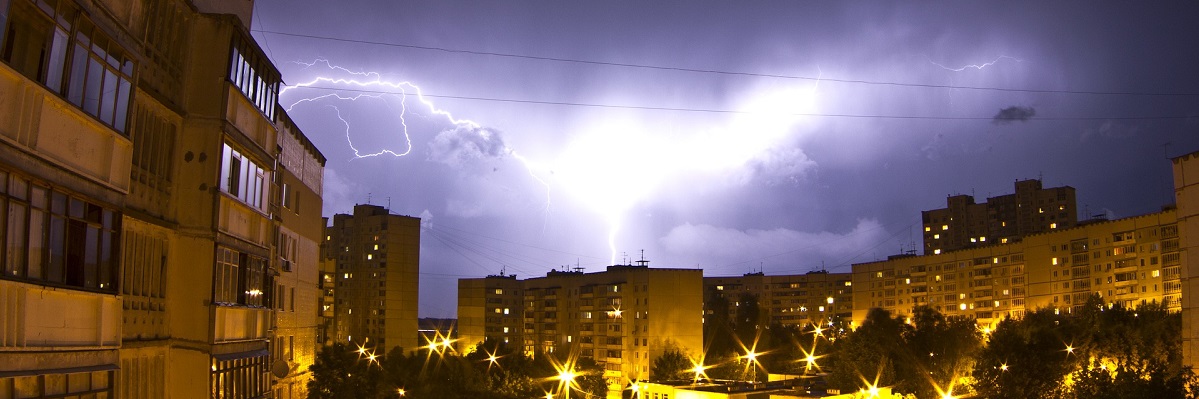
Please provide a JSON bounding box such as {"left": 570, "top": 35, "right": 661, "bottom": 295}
{"left": 1, "top": 169, "right": 118, "bottom": 293}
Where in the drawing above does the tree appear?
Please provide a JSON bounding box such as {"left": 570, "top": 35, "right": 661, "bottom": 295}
{"left": 827, "top": 308, "right": 906, "bottom": 393}
{"left": 651, "top": 347, "right": 691, "bottom": 382}
{"left": 896, "top": 306, "right": 982, "bottom": 398}
{"left": 308, "top": 343, "right": 387, "bottom": 399}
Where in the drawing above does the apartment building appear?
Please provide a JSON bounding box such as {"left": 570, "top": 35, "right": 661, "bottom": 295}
{"left": 854, "top": 209, "right": 1180, "bottom": 328}
{"left": 0, "top": 1, "right": 325, "bottom": 397}
{"left": 321, "top": 205, "right": 421, "bottom": 353}
{"left": 923, "top": 179, "right": 1076, "bottom": 254}
{"left": 1173, "top": 151, "right": 1199, "bottom": 369}
{"left": 703, "top": 271, "right": 853, "bottom": 328}
{"left": 457, "top": 263, "right": 703, "bottom": 386}
{"left": 271, "top": 112, "right": 326, "bottom": 398}
{"left": 457, "top": 274, "right": 525, "bottom": 354}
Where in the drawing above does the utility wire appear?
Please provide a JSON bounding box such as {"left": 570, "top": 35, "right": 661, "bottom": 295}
{"left": 287, "top": 84, "right": 1196, "bottom": 121}
{"left": 254, "top": 29, "right": 1199, "bottom": 97}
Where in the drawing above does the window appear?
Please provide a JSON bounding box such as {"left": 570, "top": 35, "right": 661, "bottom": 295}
{"left": 1, "top": 0, "right": 133, "bottom": 132}
{"left": 2, "top": 170, "right": 119, "bottom": 292}
{"left": 220, "top": 143, "right": 269, "bottom": 211}
{"left": 211, "top": 352, "right": 270, "bottom": 398}
{"left": 214, "top": 246, "right": 270, "bottom": 307}
{"left": 228, "top": 34, "right": 279, "bottom": 120}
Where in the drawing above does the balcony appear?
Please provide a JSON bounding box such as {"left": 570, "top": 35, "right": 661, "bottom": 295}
{"left": 0, "top": 279, "right": 120, "bottom": 349}
{"left": 0, "top": 63, "right": 132, "bottom": 192}
{"left": 213, "top": 305, "right": 271, "bottom": 342}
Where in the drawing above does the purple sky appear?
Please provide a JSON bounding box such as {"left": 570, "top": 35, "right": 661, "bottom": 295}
{"left": 251, "top": 1, "right": 1199, "bottom": 318}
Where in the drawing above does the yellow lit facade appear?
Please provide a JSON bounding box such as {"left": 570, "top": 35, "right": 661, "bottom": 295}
{"left": 459, "top": 264, "right": 703, "bottom": 386}
{"left": 703, "top": 271, "right": 853, "bottom": 327}
{"left": 457, "top": 274, "right": 525, "bottom": 354}
{"left": 321, "top": 205, "right": 421, "bottom": 353}
{"left": 0, "top": 1, "right": 326, "bottom": 397}
{"left": 854, "top": 209, "right": 1180, "bottom": 328}
{"left": 1174, "top": 151, "right": 1199, "bottom": 369}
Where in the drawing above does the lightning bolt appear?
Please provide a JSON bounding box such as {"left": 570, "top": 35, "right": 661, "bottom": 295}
{"left": 927, "top": 55, "right": 1022, "bottom": 72}
{"left": 282, "top": 59, "right": 554, "bottom": 229}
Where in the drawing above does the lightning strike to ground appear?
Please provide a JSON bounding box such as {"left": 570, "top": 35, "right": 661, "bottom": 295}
{"left": 927, "top": 55, "right": 1022, "bottom": 72}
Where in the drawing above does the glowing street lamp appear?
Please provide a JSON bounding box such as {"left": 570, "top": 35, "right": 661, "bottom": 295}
{"left": 396, "top": 388, "right": 405, "bottom": 397}
{"left": 558, "top": 370, "right": 577, "bottom": 399}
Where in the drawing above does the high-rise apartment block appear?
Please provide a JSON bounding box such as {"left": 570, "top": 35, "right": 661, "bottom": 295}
{"left": 321, "top": 205, "right": 421, "bottom": 352}
{"left": 923, "top": 179, "right": 1076, "bottom": 254}
{"left": 859, "top": 207, "right": 1178, "bottom": 329}
{"left": 458, "top": 264, "right": 703, "bottom": 385}
{"left": 457, "top": 274, "right": 525, "bottom": 353}
{"left": 703, "top": 271, "right": 853, "bottom": 328}
{"left": 0, "top": 1, "right": 326, "bottom": 397}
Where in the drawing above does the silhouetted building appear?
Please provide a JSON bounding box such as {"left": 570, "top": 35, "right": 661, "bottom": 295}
{"left": 923, "top": 179, "right": 1076, "bottom": 254}
{"left": 703, "top": 270, "right": 853, "bottom": 328}
{"left": 0, "top": 1, "right": 326, "bottom": 398}
{"left": 322, "top": 205, "right": 421, "bottom": 352}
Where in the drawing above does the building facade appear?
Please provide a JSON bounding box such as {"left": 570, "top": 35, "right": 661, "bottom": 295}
{"left": 321, "top": 205, "right": 420, "bottom": 353}
{"left": 0, "top": 1, "right": 325, "bottom": 397}
{"left": 923, "top": 179, "right": 1076, "bottom": 254}
{"left": 703, "top": 271, "right": 853, "bottom": 328}
{"left": 457, "top": 274, "right": 525, "bottom": 354}
{"left": 460, "top": 264, "right": 704, "bottom": 386}
{"left": 856, "top": 209, "right": 1180, "bottom": 328}
{"left": 270, "top": 111, "right": 326, "bottom": 399}
{"left": 1174, "top": 151, "right": 1199, "bottom": 369}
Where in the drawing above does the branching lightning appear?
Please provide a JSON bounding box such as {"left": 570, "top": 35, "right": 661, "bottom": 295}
{"left": 282, "top": 59, "right": 553, "bottom": 226}
{"left": 283, "top": 59, "right": 823, "bottom": 265}
{"left": 927, "top": 55, "right": 1022, "bottom": 72}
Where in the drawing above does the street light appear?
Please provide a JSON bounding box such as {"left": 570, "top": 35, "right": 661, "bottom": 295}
{"left": 558, "top": 370, "right": 577, "bottom": 399}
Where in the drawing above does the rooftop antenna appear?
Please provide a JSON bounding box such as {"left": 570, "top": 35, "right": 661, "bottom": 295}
{"left": 366, "top": 192, "right": 371, "bottom": 204}
{"left": 387, "top": 197, "right": 391, "bottom": 210}
{"left": 635, "top": 250, "right": 650, "bottom": 267}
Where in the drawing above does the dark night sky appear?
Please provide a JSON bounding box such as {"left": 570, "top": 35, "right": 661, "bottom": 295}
{"left": 251, "top": 1, "right": 1199, "bottom": 318}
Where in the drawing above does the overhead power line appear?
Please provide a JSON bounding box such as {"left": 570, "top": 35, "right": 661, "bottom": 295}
{"left": 288, "top": 85, "right": 1196, "bottom": 121}
{"left": 254, "top": 29, "right": 1199, "bottom": 97}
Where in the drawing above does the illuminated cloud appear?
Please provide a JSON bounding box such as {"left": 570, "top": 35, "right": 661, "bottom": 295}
{"left": 992, "top": 106, "right": 1036, "bottom": 124}
{"left": 658, "top": 219, "right": 887, "bottom": 271}
{"left": 428, "top": 125, "right": 509, "bottom": 168}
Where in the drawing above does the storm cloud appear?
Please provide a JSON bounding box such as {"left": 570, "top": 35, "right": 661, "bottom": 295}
{"left": 992, "top": 106, "right": 1037, "bottom": 124}
{"left": 427, "top": 125, "right": 509, "bottom": 168}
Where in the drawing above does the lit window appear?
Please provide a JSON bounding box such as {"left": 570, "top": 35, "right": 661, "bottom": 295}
{"left": 818, "top": 306, "right": 825, "bottom": 312}
{"left": 844, "top": 281, "right": 852, "bottom": 287}
{"left": 971, "top": 238, "right": 977, "bottom": 243}
{"left": 503, "top": 308, "right": 510, "bottom": 315}
{"left": 1052, "top": 258, "right": 1058, "bottom": 266}
{"left": 367, "top": 254, "right": 373, "bottom": 260}
{"left": 924, "top": 227, "right": 931, "bottom": 232}
{"left": 494, "top": 308, "right": 501, "bottom": 314}
{"left": 716, "top": 285, "right": 724, "bottom": 291}
{"left": 1001, "top": 238, "right": 1009, "bottom": 244}
{"left": 1039, "top": 208, "right": 1044, "bottom": 214}
{"left": 934, "top": 234, "right": 940, "bottom": 239}
{"left": 993, "top": 258, "right": 999, "bottom": 264}
{"left": 942, "top": 225, "right": 949, "bottom": 230}
{"left": 373, "top": 244, "right": 379, "bottom": 250}
{"left": 959, "top": 303, "right": 967, "bottom": 311}
{"left": 933, "top": 249, "right": 942, "bottom": 255}
{"left": 495, "top": 288, "right": 503, "bottom": 295}
{"left": 228, "top": 35, "right": 280, "bottom": 120}
{"left": 1152, "top": 270, "right": 1160, "bottom": 278}
{"left": 1059, "top": 205, "right": 1066, "bottom": 211}
{"left": 343, "top": 273, "right": 349, "bottom": 279}
{"left": 980, "top": 236, "right": 986, "bottom": 242}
